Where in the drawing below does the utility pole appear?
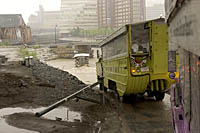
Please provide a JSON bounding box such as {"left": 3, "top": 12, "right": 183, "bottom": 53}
{"left": 55, "top": 25, "right": 57, "bottom": 44}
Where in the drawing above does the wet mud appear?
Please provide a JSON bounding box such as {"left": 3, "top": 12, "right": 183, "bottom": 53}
{"left": 0, "top": 61, "right": 173, "bottom": 133}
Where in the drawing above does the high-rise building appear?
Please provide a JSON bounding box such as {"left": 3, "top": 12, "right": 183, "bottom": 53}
{"left": 28, "top": 5, "right": 61, "bottom": 44}
{"left": 60, "top": 0, "right": 98, "bottom": 36}
{"left": 28, "top": 5, "right": 60, "bottom": 35}
{"left": 97, "top": 0, "right": 146, "bottom": 30}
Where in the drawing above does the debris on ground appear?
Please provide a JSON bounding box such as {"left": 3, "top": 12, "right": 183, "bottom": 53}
{"left": 0, "top": 61, "right": 173, "bottom": 133}
{"left": 0, "top": 61, "right": 119, "bottom": 133}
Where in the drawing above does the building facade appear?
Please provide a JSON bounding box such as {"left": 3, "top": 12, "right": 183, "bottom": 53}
{"left": 97, "top": 0, "right": 146, "bottom": 30}
{"left": 28, "top": 5, "right": 61, "bottom": 44}
{"left": 60, "top": 0, "right": 98, "bottom": 36}
{"left": 0, "top": 14, "right": 32, "bottom": 45}
{"left": 28, "top": 5, "right": 61, "bottom": 35}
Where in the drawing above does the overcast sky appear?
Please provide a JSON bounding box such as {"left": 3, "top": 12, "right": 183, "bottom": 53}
{"left": 0, "top": 0, "right": 164, "bottom": 23}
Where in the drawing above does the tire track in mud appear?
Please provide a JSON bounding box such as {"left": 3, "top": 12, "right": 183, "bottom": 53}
{"left": 104, "top": 92, "right": 173, "bottom": 133}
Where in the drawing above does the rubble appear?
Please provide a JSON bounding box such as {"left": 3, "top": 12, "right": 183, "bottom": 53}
{"left": 31, "top": 60, "right": 100, "bottom": 100}
{"left": 0, "top": 61, "right": 85, "bottom": 108}
{"left": 0, "top": 61, "right": 119, "bottom": 133}
{"left": 0, "top": 60, "right": 173, "bottom": 133}
{"left": 0, "top": 60, "right": 101, "bottom": 109}
{"left": 0, "top": 55, "right": 7, "bottom": 65}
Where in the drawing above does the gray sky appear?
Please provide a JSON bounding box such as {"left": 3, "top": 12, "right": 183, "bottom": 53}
{"left": 0, "top": 0, "right": 164, "bottom": 23}
{"left": 0, "top": 0, "right": 61, "bottom": 23}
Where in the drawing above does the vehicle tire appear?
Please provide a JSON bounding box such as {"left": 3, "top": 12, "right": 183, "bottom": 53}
{"left": 114, "top": 89, "right": 122, "bottom": 101}
{"left": 114, "top": 90, "right": 120, "bottom": 100}
{"left": 98, "top": 78, "right": 107, "bottom": 92}
{"left": 104, "top": 86, "right": 108, "bottom": 92}
{"left": 155, "top": 92, "right": 165, "bottom": 101}
{"left": 119, "top": 95, "right": 131, "bottom": 103}
{"left": 147, "top": 91, "right": 154, "bottom": 97}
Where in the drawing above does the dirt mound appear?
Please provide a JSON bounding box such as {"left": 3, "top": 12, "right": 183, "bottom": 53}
{"left": 0, "top": 73, "right": 30, "bottom": 97}
{"left": 0, "top": 72, "right": 37, "bottom": 108}
{"left": 0, "top": 61, "right": 102, "bottom": 110}
{"left": 0, "top": 62, "right": 114, "bottom": 133}
{"left": 0, "top": 62, "right": 89, "bottom": 109}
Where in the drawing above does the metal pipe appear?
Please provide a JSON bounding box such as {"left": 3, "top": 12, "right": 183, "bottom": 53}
{"left": 75, "top": 96, "right": 101, "bottom": 104}
{"left": 35, "top": 82, "right": 99, "bottom": 117}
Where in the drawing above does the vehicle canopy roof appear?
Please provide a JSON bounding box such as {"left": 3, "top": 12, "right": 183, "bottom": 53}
{"left": 99, "top": 18, "right": 165, "bottom": 47}
{"left": 74, "top": 53, "right": 90, "bottom": 58}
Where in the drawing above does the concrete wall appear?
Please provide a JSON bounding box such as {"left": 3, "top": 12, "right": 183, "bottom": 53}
{"left": 179, "top": 49, "right": 200, "bottom": 132}
{"left": 50, "top": 45, "right": 94, "bottom": 59}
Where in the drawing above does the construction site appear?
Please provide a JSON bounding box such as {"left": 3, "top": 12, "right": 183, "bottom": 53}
{"left": 0, "top": 0, "right": 200, "bottom": 133}
{"left": 0, "top": 44, "right": 174, "bottom": 133}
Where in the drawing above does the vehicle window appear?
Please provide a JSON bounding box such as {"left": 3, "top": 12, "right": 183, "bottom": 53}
{"left": 131, "top": 23, "right": 149, "bottom": 54}
{"left": 102, "top": 34, "right": 127, "bottom": 60}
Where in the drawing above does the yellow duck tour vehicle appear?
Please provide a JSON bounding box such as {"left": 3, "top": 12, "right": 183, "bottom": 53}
{"left": 96, "top": 18, "right": 176, "bottom": 101}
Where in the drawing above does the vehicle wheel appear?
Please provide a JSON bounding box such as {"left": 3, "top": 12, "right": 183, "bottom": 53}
{"left": 119, "top": 95, "right": 131, "bottom": 103}
{"left": 147, "top": 91, "right": 154, "bottom": 97}
{"left": 104, "top": 86, "right": 108, "bottom": 92}
{"left": 155, "top": 92, "right": 165, "bottom": 101}
{"left": 119, "top": 96, "right": 123, "bottom": 102}
{"left": 98, "top": 78, "right": 107, "bottom": 92}
{"left": 114, "top": 90, "right": 120, "bottom": 100}
{"left": 114, "top": 90, "right": 123, "bottom": 101}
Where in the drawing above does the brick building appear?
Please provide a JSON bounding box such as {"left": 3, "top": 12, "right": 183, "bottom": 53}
{"left": 0, "top": 14, "right": 32, "bottom": 45}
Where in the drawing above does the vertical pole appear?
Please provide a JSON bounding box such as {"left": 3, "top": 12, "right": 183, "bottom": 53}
{"left": 67, "top": 109, "right": 69, "bottom": 121}
{"left": 99, "top": 77, "right": 105, "bottom": 104}
{"left": 97, "top": 50, "right": 99, "bottom": 58}
{"left": 55, "top": 25, "right": 57, "bottom": 44}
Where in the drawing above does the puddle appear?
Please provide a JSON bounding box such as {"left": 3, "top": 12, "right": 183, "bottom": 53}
{"left": 0, "top": 107, "right": 82, "bottom": 133}
{"left": 41, "top": 107, "right": 82, "bottom": 122}
{"left": 0, "top": 119, "right": 37, "bottom": 133}
{"left": 0, "top": 108, "right": 38, "bottom": 133}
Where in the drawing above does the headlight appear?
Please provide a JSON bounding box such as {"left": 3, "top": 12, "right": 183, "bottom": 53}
{"left": 131, "top": 68, "right": 141, "bottom": 73}
{"left": 169, "top": 72, "right": 176, "bottom": 79}
{"left": 131, "top": 69, "right": 136, "bottom": 73}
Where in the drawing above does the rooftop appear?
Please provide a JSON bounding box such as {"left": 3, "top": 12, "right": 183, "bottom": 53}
{"left": 0, "top": 14, "right": 25, "bottom": 28}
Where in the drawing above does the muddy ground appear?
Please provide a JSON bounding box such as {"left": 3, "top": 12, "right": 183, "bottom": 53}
{"left": 0, "top": 61, "right": 173, "bottom": 133}
{"left": 0, "top": 62, "right": 121, "bottom": 133}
